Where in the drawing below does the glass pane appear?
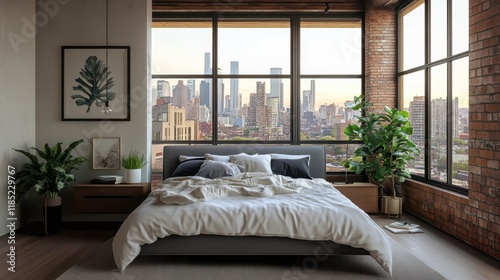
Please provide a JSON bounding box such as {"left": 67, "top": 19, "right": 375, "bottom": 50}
{"left": 430, "top": 64, "right": 448, "bottom": 183}
{"left": 452, "top": 58, "right": 469, "bottom": 189}
{"left": 431, "top": 0, "right": 447, "bottom": 61}
{"left": 218, "top": 20, "right": 290, "bottom": 74}
{"left": 401, "top": 70, "right": 425, "bottom": 177}
{"left": 299, "top": 79, "right": 361, "bottom": 141}
{"left": 452, "top": 0, "right": 469, "bottom": 54}
{"left": 301, "top": 20, "right": 362, "bottom": 74}
{"left": 217, "top": 79, "right": 290, "bottom": 141}
{"left": 152, "top": 21, "right": 212, "bottom": 74}
{"left": 401, "top": 1, "right": 425, "bottom": 70}
{"left": 152, "top": 78, "right": 211, "bottom": 141}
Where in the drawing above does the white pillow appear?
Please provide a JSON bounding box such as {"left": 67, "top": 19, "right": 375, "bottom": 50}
{"left": 230, "top": 154, "right": 272, "bottom": 174}
{"left": 270, "top": 153, "right": 311, "bottom": 166}
{"left": 205, "top": 153, "right": 246, "bottom": 162}
{"left": 195, "top": 160, "right": 243, "bottom": 179}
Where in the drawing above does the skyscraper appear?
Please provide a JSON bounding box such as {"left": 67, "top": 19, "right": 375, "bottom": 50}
{"left": 157, "top": 80, "right": 170, "bottom": 98}
{"left": 409, "top": 96, "right": 425, "bottom": 147}
{"left": 230, "top": 61, "right": 239, "bottom": 112}
{"left": 270, "top": 68, "right": 283, "bottom": 110}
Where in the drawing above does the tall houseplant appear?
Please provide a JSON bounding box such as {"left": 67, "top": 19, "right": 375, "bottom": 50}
{"left": 122, "top": 150, "right": 147, "bottom": 183}
{"left": 14, "top": 139, "right": 87, "bottom": 231}
{"left": 344, "top": 95, "right": 421, "bottom": 216}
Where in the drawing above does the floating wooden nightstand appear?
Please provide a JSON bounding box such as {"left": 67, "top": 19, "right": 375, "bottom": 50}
{"left": 332, "top": 182, "right": 378, "bottom": 213}
{"left": 73, "top": 183, "right": 150, "bottom": 214}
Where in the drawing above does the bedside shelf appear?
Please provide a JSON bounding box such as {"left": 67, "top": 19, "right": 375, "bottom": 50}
{"left": 73, "top": 183, "right": 150, "bottom": 214}
{"left": 332, "top": 182, "right": 378, "bottom": 213}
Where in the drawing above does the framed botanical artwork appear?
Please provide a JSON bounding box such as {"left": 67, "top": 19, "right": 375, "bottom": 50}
{"left": 61, "top": 46, "right": 130, "bottom": 121}
{"left": 92, "top": 137, "right": 121, "bottom": 170}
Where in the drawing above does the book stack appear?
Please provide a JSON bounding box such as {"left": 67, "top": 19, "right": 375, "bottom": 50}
{"left": 90, "top": 175, "right": 123, "bottom": 184}
{"left": 383, "top": 221, "right": 423, "bottom": 234}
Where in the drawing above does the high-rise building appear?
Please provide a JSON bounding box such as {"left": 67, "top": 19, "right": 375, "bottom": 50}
{"left": 310, "top": 80, "right": 316, "bottom": 112}
{"left": 409, "top": 96, "right": 425, "bottom": 147}
{"left": 270, "top": 68, "right": 283, "bottom": 110}
{"left": 217, "top": 73, "right": 224, "bottom": 114}
{"left": 187, "top": 80, "right": 195, "bottom": 101}
{"left": 157, "top": 80, "right": 170, "bottom": 98}
{"left": 199, "top": 81, "right": 210, "bottom": 108}
{"left": 230, "top": 61, "right": 239, "bottom": 112}
{"left": 172, "top": 80, "right": 189, "bottom": 108}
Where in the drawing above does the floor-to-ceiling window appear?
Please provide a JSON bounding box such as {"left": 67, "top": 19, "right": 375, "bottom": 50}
{"left": 398, "top": 0, "right": 469, "bottom": 193}
{"left": 151, "top": 13, "right": 363, "bottom": 175}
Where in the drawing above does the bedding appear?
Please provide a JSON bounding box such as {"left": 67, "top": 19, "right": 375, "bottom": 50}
{"left": 271, "top": 157, "right": 312, "bottom": 179}
{"left": 153, "top": 172, "right": 306, "bottom": 205}
{"left": 112, "top": 174, "right": 392, "bottom": 273}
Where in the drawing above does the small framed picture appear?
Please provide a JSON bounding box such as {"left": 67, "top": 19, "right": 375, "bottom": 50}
{"left": 92, "top": 137, "right": 121, "bottom": 170}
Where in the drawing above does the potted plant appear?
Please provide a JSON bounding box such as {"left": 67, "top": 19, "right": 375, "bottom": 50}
{"left": 344, "top": 95, "right": 421, "bottom": 217}
{"left": 14, "top": 139, "right": 87, "bottom": 232}
{"left": 122, "top": 150, "right": 148, "bottom": 183}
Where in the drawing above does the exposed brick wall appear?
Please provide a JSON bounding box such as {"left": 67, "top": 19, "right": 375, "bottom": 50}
{"left": 364, "top": 0, "right": 499, "bottom": 260}
{"left": 401, "top": 0, "right": 499, "bottom": 260}
{"left": 364, "top": 3, "right": 397, "bottom": 112}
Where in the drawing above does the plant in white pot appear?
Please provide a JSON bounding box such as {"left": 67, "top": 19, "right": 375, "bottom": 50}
{"left": 14, "top": 139, "right": 87, "bottom": 232}
{"left": 122, "top": 150, "right": 147, "bottom": 183}
{"left": 344, "top": 95, "right": 421, "bottom": 217}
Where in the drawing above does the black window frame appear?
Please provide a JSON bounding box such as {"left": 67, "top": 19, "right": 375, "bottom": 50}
{"left": 397, "top": 0, "right": 469, "bottom": 195}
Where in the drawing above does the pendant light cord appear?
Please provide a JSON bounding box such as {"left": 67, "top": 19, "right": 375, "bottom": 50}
{"left": 105, "top": 0, "right": 109, "bottom": 104}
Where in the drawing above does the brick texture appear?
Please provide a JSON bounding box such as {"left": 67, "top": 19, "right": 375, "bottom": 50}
{"left": 364, "top": 0, "right": 499, "bottom": 260}
{"left": 364, "top": 4, "right": 397, "bottom": 112}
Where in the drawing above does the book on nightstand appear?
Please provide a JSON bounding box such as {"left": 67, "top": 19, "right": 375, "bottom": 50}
{"left": 90, "top": 175, "right": 123, "bottom": 184}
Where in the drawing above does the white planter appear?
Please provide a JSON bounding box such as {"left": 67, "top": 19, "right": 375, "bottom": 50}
{"left": 382, "top": 196, "right": 402, "bottom": 218}
{"left": 125, "top": 169, "right": 141, "bottom": 183}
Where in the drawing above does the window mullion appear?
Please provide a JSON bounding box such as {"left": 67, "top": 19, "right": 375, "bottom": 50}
{"left": 211, "top": 16, "right": 218, "bottom": 144}
{"left": 291, "top": 17, "right": 300, "bottom": 144}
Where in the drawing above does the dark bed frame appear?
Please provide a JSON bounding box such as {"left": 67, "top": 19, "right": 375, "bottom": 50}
{"left": 139, "top": 145, "right": 368, "bottom": 256}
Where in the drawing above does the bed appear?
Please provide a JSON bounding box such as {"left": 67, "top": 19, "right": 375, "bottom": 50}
{"left": 112, "top": 145, "right": 392, "bottom": 274}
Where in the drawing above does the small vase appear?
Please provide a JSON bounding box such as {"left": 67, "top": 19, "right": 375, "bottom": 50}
{"left": 125, "top": 169, "right": 141, "bottom": 183}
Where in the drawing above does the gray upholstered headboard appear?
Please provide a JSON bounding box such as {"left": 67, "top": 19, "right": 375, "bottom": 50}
{"left": 162, "top": 145, "right": 326, "bottom": 180}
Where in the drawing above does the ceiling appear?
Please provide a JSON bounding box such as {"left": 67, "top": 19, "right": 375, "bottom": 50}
{"left": 152, "top": 0, "right": 400, "bottom": 13}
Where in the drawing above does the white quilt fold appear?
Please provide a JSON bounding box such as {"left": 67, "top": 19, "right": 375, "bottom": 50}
{"left": 152, "top": 172, "right": 307, "bottom": 205}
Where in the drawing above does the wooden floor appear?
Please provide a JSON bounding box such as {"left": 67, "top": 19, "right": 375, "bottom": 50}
{"left": 1, "top": 214, "right": 498, "bottom": 280}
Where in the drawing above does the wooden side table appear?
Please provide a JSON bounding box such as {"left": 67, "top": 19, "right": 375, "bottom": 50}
{"left": 332, "top": 182, "right": 378, "bottom": 213}
{"left": 73, "top": 182, "right": 150, "bottom": 214}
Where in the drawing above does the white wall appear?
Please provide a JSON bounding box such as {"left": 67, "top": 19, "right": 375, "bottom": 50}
{"left": 0, "top": 0, "right": 37, "bottom": 235}
{"left": 35, "top": 0, "right": 151, "bottom": 221}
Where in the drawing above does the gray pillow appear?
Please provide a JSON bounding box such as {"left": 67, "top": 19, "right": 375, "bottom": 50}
{"left": 195, "top": 160, "right": 244, "bottom": 179}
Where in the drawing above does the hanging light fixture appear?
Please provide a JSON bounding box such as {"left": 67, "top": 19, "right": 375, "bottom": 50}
{"left": 102, "top": 0, "right": 112, "bottom": 115}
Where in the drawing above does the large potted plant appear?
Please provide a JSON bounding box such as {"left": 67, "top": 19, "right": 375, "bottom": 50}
{"left": 344, "top": 95, "right": 421, "bottom": 217}
{"left": 122, "top": 150, "right": 147, "bottom": 183}
{"left": 14, "top": 139, "right": 87, "bottom": 232}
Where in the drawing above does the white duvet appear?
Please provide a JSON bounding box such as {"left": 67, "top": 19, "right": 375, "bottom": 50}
{"left": 112, "top": 173, "right": 393, "bottom": 274}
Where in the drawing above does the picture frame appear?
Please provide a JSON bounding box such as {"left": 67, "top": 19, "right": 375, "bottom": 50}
{"left": 62, "top": 46, "right": 130, "bottom": 121}
{"left": 92, "top": 137, "right": 121, "bottom": 170}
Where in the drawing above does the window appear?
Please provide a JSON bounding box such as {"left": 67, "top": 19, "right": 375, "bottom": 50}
{"left": 398, "top": 0, "right": 469, "bottom": 193}
{"left": 152, "top": 14, "right": 363, "bottom": 175}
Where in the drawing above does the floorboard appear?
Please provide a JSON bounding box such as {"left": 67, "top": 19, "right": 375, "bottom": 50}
{"left": 0, "top": 214, "right": 498, "bottom": 280}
